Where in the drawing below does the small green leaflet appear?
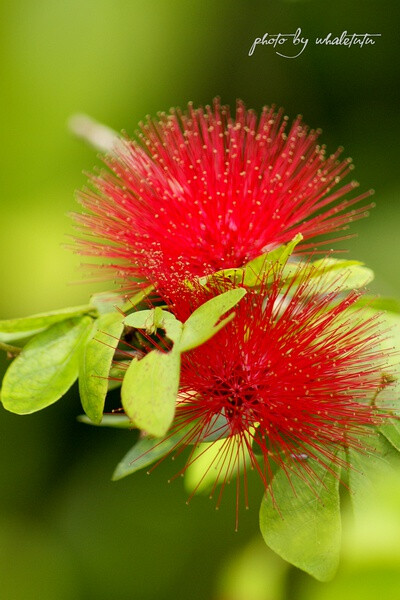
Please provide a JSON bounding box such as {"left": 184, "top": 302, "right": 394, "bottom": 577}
{"left": 121, "top": 285, "right": 154, "bottom": 314}
{"left": 1, "top": 316, "right": 93, "bottom": 414}
{"left": 200, "top": 250, "right": 373, "bottom": 295}
{"left": 353, "top": 296, "right": 400, "bottom": 313}
{"left": 199, "top": 234, "right": 303, "bottom": 288}
{"left": 89, "top": 285, "right": 154, "bottom": 318}
{"left": 302, "top": 257, "right": 374, "bottom": 290}
{"left": 0, "top": 329, "right": 44, "bottom": 344}
{"left": 242, "top": 233, "right": 303, "bottom": 286}
{"left": 79, "top": 312, "right": 124, "bottom": 424}
{"left": 184, "top": 435, "right": 250, "bottom": 495}
{"left": 111, "top": 416, "right": 231, "bottom": 482}
{"left": 184, "top": 438, "right": 228, "bottom": 494}
{"left": 278, "top": 258, "right": 374, "bottom": 295}
{"left": 180, "top": 288, "right": 247, "bottom": 352}
{"left": 259, "top": 457, "right": 341, "bottom": 582}
{"left": 0, "top": 304, "right": 95, "bottom": 343}
{"left": 196, "top": 413, "right": 230, "bottom": 443}
{"left": 123, "top": 308, "right": 183, "bottom": 437}
{"left": 122, "top": 309, "right": 183, "bottom": 436}
{"left": 379, "top": 416, "right": 400, "bottom": 453}
{"left": 121, "top": 348, "right": 181, "bottom": 438}
{"left": 89, "top": 292, "right": 126, "bottom": 315}
{"left": 112, "top": 425, "right": 194, "bottom": 480}
{"left": 347, "top": 433, "right": 400, "bottom": 521}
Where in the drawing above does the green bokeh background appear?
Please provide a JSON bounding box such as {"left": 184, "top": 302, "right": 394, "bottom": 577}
{"left": 1, "top": 1, "right": 399, "bottom": 598}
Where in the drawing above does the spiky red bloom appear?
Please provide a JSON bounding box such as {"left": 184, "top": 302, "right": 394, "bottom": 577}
{"left": 75, "top": 99, "right": 373, "bottom": 288}
{"left": 161, "top": 269, "right": 392, "bottom": 510}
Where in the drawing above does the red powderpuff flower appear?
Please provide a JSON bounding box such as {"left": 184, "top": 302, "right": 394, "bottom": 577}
{"left": 74, "top": 99, "right": 373, "bottom": 288}
{"left": 156, "top": 269, "right": 392, "bottom": 519}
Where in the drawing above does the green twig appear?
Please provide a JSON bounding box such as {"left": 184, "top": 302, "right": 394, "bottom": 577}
{"left": 0, "top": 341, "right": 22, "bottom": 357}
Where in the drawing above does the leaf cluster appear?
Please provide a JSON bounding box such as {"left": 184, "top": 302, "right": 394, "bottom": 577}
{"left": 1, "top": 237, "right": 399, "bottom": 580}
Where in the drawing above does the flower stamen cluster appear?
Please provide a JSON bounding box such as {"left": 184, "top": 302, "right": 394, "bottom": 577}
{"left": 74, "top": 99, "right": 374, "bottom": 290}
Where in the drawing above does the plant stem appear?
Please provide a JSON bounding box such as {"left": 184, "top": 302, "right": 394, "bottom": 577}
{"left": 0, "top": 341, "right": 22, "bottom": 356}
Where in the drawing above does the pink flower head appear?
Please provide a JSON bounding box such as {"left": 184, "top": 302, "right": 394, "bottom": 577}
{"left": 74, "top": 99, "right": 373, "bottom": 289}
{"left": 157, "top": 267, "right": 392, "bottom": 515}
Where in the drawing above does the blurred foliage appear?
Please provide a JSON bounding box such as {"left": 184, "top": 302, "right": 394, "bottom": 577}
{"left": 0, "top": 0, "right": 399, "bottom": 598}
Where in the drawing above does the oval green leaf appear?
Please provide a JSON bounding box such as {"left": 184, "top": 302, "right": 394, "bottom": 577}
{"left": 112, "top": 425, "right": 193, "bottom": 480}
{"left": 180, "top": 288, "right": 246, "bottom": 353}
{"left": 200, "top": 234, "right": 304, "bottom": 288}
{"left": 184, "top": 439, "right": 227, "bottom": 495}
{"left": 121, "top": 285, "right": 154, "bottom": 314}
{"left": 353, "top": 296, "right": 400, "bottom": 313}
{"left": 121, "top": 348, "right": 181, "bottom": 438}
{"left": 184, "top": 435, "right": 250, "bottom": 495}
{"left": 89, "top": 291, "right": 126, "bottom": 315}
{"left": 278, "top": 258, "right": 374, "bottom": 294}
{"left": 348, "top": 433, "right": 400, "bottom": 519}
{"left": 1, "top": 316, "right": 93, "bottom": 414}
{"left": 79, "top": 312, "right": 124, "bottom": 424}
{"left": 243, "top": 233, "right": 303, "bottom": 286}
{"left": 309, "top": 258, "right": 374, "bottom": 290}
{"left": 379, "top": 418, "right": 400, "bottom": 452}
{"left": 259, "top": 457, "right": 341, "bottom": 581}
{"left": 0, "top": 304, "right": 95, "bottom": 339}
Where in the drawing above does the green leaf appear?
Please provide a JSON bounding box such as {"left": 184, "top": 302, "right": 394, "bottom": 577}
{"left": 358, "top": 310, "right": 400, "bottom": 379}
{"left": 243, "top": 233, "right": 303, "bottom": 286}
{"left": 347, "top": 306, "right": 400, "bottom": 379}
{"left": 379, "top": 312, "right": 400, "bottom": 375}
{"left": 197, "top": 239, "right": 372, "bottom": 295}
{"left": 348, "top": 433, "right": 400, "bottom": 519}
{"left": 0, "top": 329, "right": 45, "bottom": 344}
{"left": 196, "top": 413, "right": 230, "bottom": 443}
{"left": 184, "top": 438, "right": 228, "bottom": 494}
{"left": 184, "top": 434, "right": 249, "bottom": 495}
{"left": 121, "top": 348, "right": 181, "bottom": 437}
{"left": 305, "top": 257, "right": 363, "bottom": 273}
{"left": 306, "top": 258, "right": 374, "bottom": 290}
{"left": 277, "top": 258, "right": 374, "bottom": 295}
{"left": 0, "top": 305, "right": 95, "bottom": 342}
{"left": 78, "top": 413, "right": 134, "bottom": 428}
{"left": 124, "top": 308, "right": 183, "bottom": 344}
{"left": 379, "top": 418, "right": 400, "bottom": 452}
{"left": 259, "top": 457, "right": 341, "bottom": 581}
{"left": 200, "top": 234, "right": 303, "bottom": 288}
{"left": 90, "top": 291, "right": 126, "bottom": 315}
{"left": 180, "top": 288, "right": 247, "bottom": 352}
{"left": 1, "top": 317, "right": 93, "bottom": 414}
{"left": 79, "top": 312, "right": 124, "bottom": 424}
{"left": 121, "top": 285, "right": 154, "bottom": 314}
{"left": 112, "top": 424, "right": 194, "bottom": 480}
{"left": 350, "top": 295, "right": 400, "bottom": 314}
{"left": 111, "top": 416, "right": 232, "bottom": 481}
{"left": 198, "top": 267, "right": 243, "bottom": 287}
